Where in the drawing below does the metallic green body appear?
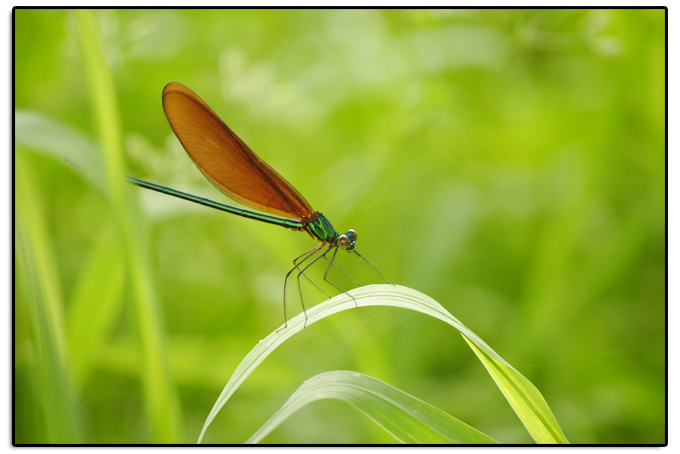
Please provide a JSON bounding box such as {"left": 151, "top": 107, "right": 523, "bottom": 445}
{"left": 304, "top": 213, "right": 339, "bottom": 244}
{"left": 126, "top": 176, "right": 301, "bottom": 230}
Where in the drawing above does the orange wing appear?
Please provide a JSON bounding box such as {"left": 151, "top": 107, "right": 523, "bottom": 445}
{"left": 162, "top": 82, "right": 315, "bottom": 220}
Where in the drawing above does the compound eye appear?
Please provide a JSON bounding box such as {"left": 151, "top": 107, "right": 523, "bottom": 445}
{"left": 338, "top": 234, "right": 350, "bottom": 249}
{"left": 348, "top": 229, "right": 357, "bottom": 241}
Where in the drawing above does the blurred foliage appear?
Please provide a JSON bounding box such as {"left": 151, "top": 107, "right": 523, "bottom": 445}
{"left": 14, "top": 8, "right": 665, "bottom": 444}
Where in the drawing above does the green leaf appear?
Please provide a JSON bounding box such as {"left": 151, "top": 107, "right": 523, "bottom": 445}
{"left": 246, "top": 370, "right": 499, "bottom": 444}
{"left": 198, "top": 284, "right": 567, "bottom": 444}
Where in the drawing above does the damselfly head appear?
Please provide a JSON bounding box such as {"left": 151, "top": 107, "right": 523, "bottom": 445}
{"left": 338, "top": 229, "right": 357, "bottom": 251}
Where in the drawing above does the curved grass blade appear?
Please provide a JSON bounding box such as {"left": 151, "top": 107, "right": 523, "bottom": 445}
{"left": 246, "top": 370, "right": 499, "bottom": 444}
{"left": 198, "top": 284, "right": 567, "bottom": 444}
{"left": 462, "top": 335, "right": 566, "bottom": 444}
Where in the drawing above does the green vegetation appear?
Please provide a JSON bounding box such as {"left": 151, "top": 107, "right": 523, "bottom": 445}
{"left": 200, "top": 285, "right": 566, "bottom": 444}
{"left": 15, "top": 9, "right": 665, "bottom": 444}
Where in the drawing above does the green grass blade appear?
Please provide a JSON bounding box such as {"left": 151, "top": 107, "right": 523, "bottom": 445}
{"left": 462, "top": 335, "right": 566, "bottom": 444}
{"left": 66, "top": 225, "right": 125, "bottom": 388}
{"left": 15, "top": 93, "right": 126, "bottom": 413}
{"left": 15, "top": 153, "right": 84, "bottom": 443}
{"left": 246, "top": 370, "right": 499, "bottom": 444}
{"left": 198, "top": 284, "right": 567, "bottom": 444}
{"left": 75, "top": 10, "right": 183, "bottom": 443}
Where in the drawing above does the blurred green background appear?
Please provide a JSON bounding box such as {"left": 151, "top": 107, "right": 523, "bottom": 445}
{"left": 14, "top": 9, "right": 665, "bottom": 444}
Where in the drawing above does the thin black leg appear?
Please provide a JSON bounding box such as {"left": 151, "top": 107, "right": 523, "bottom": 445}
{"left": 281, "top": 245, "right": 323, "bottom": 329}
{"left": 353, "top": 249, "right": 391, "bottom": 284}
{"left": 296, "top": 244, "right": 334, "bottom": 327}
{"left": 322, "top": 247, "right": 358, "bottom": 307}
{"left": 323, "top": 253, "right": 361, "bottom": 286}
